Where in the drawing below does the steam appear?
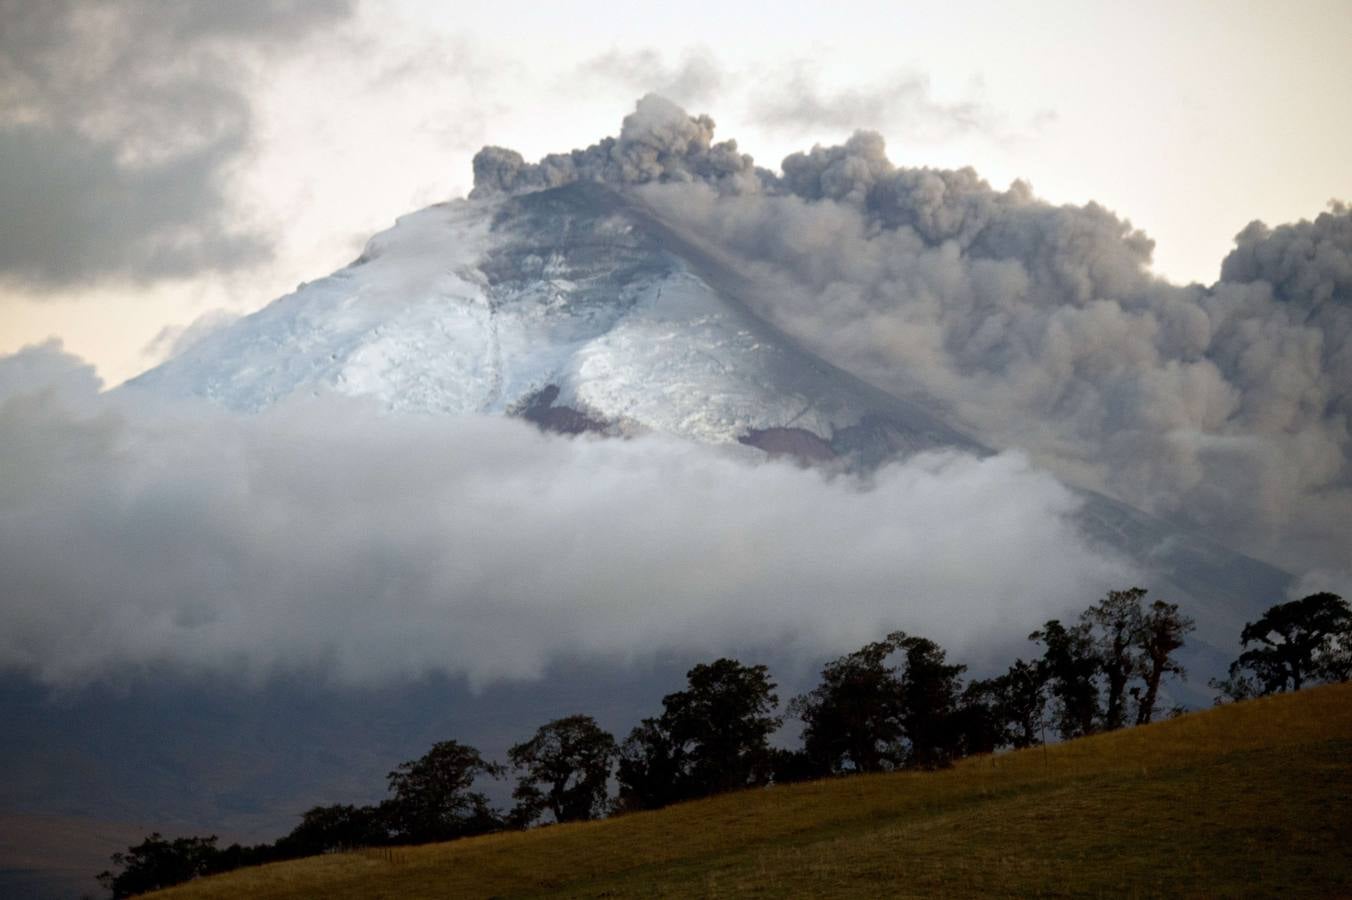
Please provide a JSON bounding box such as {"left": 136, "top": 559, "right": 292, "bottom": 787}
{"left": 472, "top": 97, "right": 1351, "bottom": 575}
{"left": 578, "top": 48, "right": 725, "bottom": 107}
{"left": 748, "top": 66, "right": 1003, "bottom": 142}
{"left": 0, "top": 343, "right": 1130, "bottom": 688}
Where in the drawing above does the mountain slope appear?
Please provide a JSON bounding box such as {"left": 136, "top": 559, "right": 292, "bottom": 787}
{"left": 130, "top": 181, "right": 971, "bottom": 460}
{"left": 154, "top": 683, "right": 1352, "bottom": 899}
{"left": 127, "top": 179, "right": 1293, "bottom": 694}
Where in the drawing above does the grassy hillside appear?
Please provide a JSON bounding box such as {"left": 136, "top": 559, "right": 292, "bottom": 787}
{"left": 155, "top": 684, "right": 1352, "bottom": 899}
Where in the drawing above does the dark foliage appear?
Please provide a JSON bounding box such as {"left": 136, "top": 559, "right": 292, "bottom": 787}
{"left": 616, "top": 716, "right": 687, "bottom": 812}
{"left": 995, "top": 658, "right": 1050, "bottom": 748}
{"left": 767, "top": 747, "right": 820, "bottom": 785}
{"left": 1032, "top": 588, "right": 1193, "bottom": 736}
{"left": 98, "top": 833, "right": 229, "bottom": 898}
{"left": 1134, "top": 600, "right": 1194, "bottom": 724}
{"left": 953, "top": 678, "right": 1009, "bottom": 757}
{"left": 895, "top": 636, "right": 967, "bottom": 768}
{"left": 1029, "top": 618, "right": 1103, "bottom": 739}
{"left": 617, "top": 658, "right": 781, "bottom": 810}
{"left": 790, "top": 632, "right": 966, "bottom": 774}
{"left": 1084, "top": 588, "right": 1147, "bottom": 731}
{"left": 275, "top": 803, "right": 389, "bottom": 856}
{"left": 1213, "top": 593, "right": 1350, "bottom": 699}
{"left": 509, "top": 714, "right": 617, "bottom": 825}
{"left": 383, "top": 740, "right": 505, "bottom": 844}
{"left": 790, "top": 633, "right": 910, "bottom": 775}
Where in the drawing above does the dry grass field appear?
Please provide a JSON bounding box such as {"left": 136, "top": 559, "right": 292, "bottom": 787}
{"left": 154, "top": 683, "right": 1352, "bottom": 898}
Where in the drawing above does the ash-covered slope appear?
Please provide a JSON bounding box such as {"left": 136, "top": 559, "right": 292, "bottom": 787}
{"left": 131, "top": 180, "right": 971, "bottom": 466}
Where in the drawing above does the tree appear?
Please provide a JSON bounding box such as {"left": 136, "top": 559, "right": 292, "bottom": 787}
{"left": 1029, "top": 619, "right": 1101, "bottom": 738}
{"left": 98, "top": 833, "right": 222, "bottom": 898}
{"left": 1083, "top": 588, "right": 1147, "bottom": 731}
{"left": 383, "top": 740, "right": 504, "bottom": 844}
{"left": 616, "top": 658, "right": 781, "bottom": 810}
{"left": 895, "top": 635, "right": 966, "bottom": 768}
{"left": 275, "top": 804, "right": 388, "bottom": 857}
{"left": 767, "top": 746, "right": 820, "bottom": 785}
{"left": 995, "top": 658, "right": 1049, "bottom": 749}
{"left": 1134, "top": 599, "right": 1195, "bottom": 724}
{"left": 616, "top": 716, "right": 685, "bottom": 812}
{"left": 790, "top": 633, "right": 909, "bottom": 775}
{"left": 509, "top": 715, "right": 616, "bottom": 826}
{"left": 955, "top": 657, "right": 1049, "bottom": 756}
{"left": 667, "top": 658, "right": 782, "bottom": 796}
{"left": 1213, "top": 593, "right": 1351, "bottom": 700}
{"left": 791, "top": 632, "right": 966, "bottom": 772}
{"left": 954, "top": 677, "right": 1008, "bottom": 757}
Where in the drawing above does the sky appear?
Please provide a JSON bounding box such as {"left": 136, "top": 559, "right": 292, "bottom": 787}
{"left": 2, "top": 0, "right": 1350, "bottom": 387}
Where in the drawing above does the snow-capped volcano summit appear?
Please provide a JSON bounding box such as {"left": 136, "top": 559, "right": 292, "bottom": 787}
{"left": 125, "top": 94, "right": 1345, "bottom": 654}
{"left": 130, "top": 177, "right": 972, "bottom": 465}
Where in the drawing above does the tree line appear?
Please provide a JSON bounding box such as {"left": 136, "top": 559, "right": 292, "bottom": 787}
{"left": 99, "top": 589, "right": 1350, "bottom": 897}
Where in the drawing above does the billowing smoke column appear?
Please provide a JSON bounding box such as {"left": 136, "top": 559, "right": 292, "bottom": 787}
{"left": 473, "top": 96, "right": 1351, "bottom": 574}
{"left": 471, "top": 94, "right": 770, "bottom": 198}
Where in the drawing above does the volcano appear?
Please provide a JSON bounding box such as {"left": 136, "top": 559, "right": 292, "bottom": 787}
{"left": 131, "top": 179, "right": 978, "bottom": 467}
{"left": 128, "top": 168, "right": 1291, "bottom": 691}
{"left": 10, "top": 95, "right": 1326, "bottom": 899}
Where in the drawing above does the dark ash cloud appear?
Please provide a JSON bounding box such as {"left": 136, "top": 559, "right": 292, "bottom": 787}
{"left": 471, "top": 94, "right": 769, "bottom": 199}
{"left": 0, "top": 0, "right": 354, "bottom": 288}
{"left": 1221, "top": 200, "right": 1352, "bottom": 307}
{"left": 470, "top": 98, "right": 1352, "bottom": 575}
{"left": 0, "top": 343, "right": 1129, "bottom": 689}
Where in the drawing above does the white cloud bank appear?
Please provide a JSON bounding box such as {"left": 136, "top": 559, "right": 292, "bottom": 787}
{"left": 0, "top": 343, "right": 1132, "bottom": 688}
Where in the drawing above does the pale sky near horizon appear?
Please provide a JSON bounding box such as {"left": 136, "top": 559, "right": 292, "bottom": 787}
{"left": 2, "top": 0, "right": 1350, "bottom": 386}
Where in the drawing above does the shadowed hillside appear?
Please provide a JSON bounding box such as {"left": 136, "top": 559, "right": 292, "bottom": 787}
{"left": 151, "top": 683, "right": 1352, "bottom": 898}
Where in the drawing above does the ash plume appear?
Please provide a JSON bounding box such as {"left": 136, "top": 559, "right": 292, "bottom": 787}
{"left": 471, "top": 94, "right": 769, "bottom": 199}
{"left": 471, "top": 97, "right": 1351, "bottom": 575}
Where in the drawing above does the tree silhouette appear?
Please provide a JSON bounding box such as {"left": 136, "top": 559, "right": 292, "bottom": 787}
{"left": 996, "top": 658, "right": 1049, "bottom": 748}
{"left": 97, "top": 833, "right": 222, "bottom": 898}
{"left": 954, "top": 677, "right": 1009, "bottom": 757}
{"left": 791, "top": 632, "right": 965, "bottom": 772}
{"left": 1083, "top": 588, "right": 1147, "bottom": 731}
{"left": 1134, "top": 599, "right": 1195, "bottom": 724}
{"left": 1214, "top": 593, "right": 1350, "bottom": 699}
{"left": 1029, "top": 619, "right": 1101, "bottom": 738}
{"left": 275, "top": 804, "right": 388, "bottom": 856}
{"left": 895, "top": 635, "right": 966, "bottom": 768}
{"left": 509, "top": 715, "right": 616, "bottom": 825}
{"left": 383, "top": 740, "right": 504, "bottom": 844}
{"left": 617, "top": 658, "right": 780, "bottom": 810}
{"left": 616, "top": 716, "right": 685, "bottom": 812}
{"left": 790, "top": 633, "right": 909, "bottom": 775}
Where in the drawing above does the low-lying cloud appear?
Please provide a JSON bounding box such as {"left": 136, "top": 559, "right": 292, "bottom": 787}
{"left": 0, "top": 343, "right": 1131, "bottom": 689}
